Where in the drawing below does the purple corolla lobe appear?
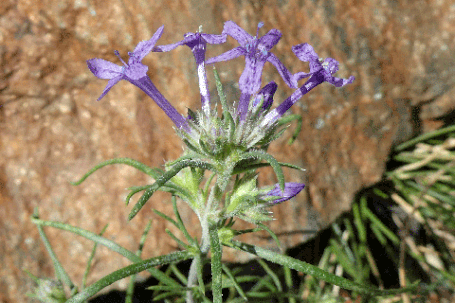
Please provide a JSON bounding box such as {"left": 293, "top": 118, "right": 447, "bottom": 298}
{"left": 154, "top": 30, "right": 226, "bottom": 115}
{"left": 206, "top": 21, "right": 294, "bottom": 120}
{"left": 261, "top": 43, "right": 355, "bottom": 127}
{"left": 262, "top": 182, "right": 305, "bottom": 205}
{"left": 87, "top": 25, "right": 189, "bottom": 131}
{"left": 291, "top": 43, "right": 355, "bottom": 87}
{"left": 252, "top": 81, "right": 278, "bottom": 111}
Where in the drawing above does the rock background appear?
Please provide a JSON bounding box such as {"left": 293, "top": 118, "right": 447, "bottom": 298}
{"left": 1, "top": 0, "right": 454, "bottom": 301}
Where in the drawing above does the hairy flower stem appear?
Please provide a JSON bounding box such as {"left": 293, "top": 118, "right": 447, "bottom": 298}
{"left": 186, "top": 157, "right": 236, "bottom": 302}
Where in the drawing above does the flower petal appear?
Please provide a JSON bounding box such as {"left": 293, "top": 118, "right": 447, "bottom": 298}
{"left": 263, "top": 182, "right": 305, "bottom": 205}
{"left": 153, "top": 41, "right": 184, "bottom": 52}
{"left": 238, "top": 55, "right": 266, "bottom": 94}
{"left": 258, "top": 29, "right": 282, "bottom": 51}
{"left": 267, "top": 53, "right": 296, "bottom": 88}
{"left": 223, "top": 20, "right": 252, "bottom": 46}
{"left": 327, "top": 75, "right": 355, "bottom": 87}
{"left": 206, "top": 47, "right": 245, "bottom": 64}
{"left": 292, "top": 71, "right": 313, "bottom": 83}
{"left": 97, "top": 75, "right": 123, "bottom": 101}
{"left": 201, "top": 33, "right": 227, "bottom": 44}
{"left": 124, "top": 63, "right": 149, "bottom": 80}
{"left": 132, "top": 25, "right": 164, "bottom": 61}
{"left": 87, "top": 58, "right": 123, "bottom": 79}
{"left": 253, "top": 81, "right": 277, "bottom": 110}
{"left": 292, "top": 43, "right": 319, "bottom": 62}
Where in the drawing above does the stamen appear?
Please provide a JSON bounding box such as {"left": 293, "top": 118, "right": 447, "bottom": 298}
{"left": 114, "top": 50, "right": 128, "bottom": 66}
{"left": 256, "top": 22, "right": 264, "bottom": 37}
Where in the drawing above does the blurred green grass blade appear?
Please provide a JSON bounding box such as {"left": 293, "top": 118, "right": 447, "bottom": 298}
{"left": 395, "top": 125, "right": 455, "bottom": 152}
{"left": 258, "top": 259, "right": 282, "bottom": 291}
{"left": 226, "top": 240, "right": 420, "bottom": 296}
{"left": 170, "top": 263, "right": 188, "bottom": 285}
{"left": 354, "top": 198, "right": 367, "bottom": 243}
{"left": 82, "top": 224, "right": 108, "bottom": 289}
{"left": 222, "top": 264, "right": 248, "bottom": 301}
{"left": 171, "top": 195, "right": 196, "bottom": 246}
{"left": 361, "top": 199, "right": 400, "bottom": 244}
{"left": 125, "top": 220, "right": 152, "bottom": 303}
{"left": 32, "top": 208, "right": 77, "bottom": 293}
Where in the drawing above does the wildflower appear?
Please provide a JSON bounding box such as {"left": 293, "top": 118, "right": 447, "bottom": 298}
{"left": 252, "top": 81, "right": 277, "bottom": 111}
{"left": 233, "top": 182, "right": 305, "bottom": 223}
{"left": 87, "top": 26, "right": 189, "bottom": 131}
{"left": 154, "top": 29, "right": 226, "bottom": 116}
{"left": 206, "top": 21, "right": 295, "bottom": 120}
{"left": 261, "top": 43, "right": 355, "bottom": 127}
{"left": 261, "top": 182, "right": 305, "bottom": 205}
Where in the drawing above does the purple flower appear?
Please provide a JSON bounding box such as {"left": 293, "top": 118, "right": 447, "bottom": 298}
{"left": 252, "top": 81, "right": 278, "bottom": 111}
{"left": 261, "top": 43, "right": 355, "bottom": 127}
{"left": 262, "top": 182, "right": 305, "bottom": 205}
{"left": 206, "top": 21, "right": 294, "bottom": 120}
{"left": 154, "top": 30, "right": 226, "bottom": 116}
{"left": 87, "top": 25, "right": 189, "bottom": 131}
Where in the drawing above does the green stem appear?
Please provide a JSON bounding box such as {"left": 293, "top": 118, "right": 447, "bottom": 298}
{"left": 209, "top": 222, "right": 223, "bottom": 303}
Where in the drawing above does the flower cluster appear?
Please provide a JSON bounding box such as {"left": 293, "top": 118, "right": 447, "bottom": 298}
{"left": 87, "top": 21, "right": 354, "bottom": 222}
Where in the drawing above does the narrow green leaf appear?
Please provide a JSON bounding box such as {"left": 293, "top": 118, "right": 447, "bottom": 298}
{"left": 283, "top": 266, "right": 297, "bottom": 303}
{"left": 361, "top": 199, "right": 400, "bottom": 244}
{"left": 153, "top": 291, "right": 182, "bottom": 301}
{"left": 395, "top": 124, "right": 455, "bottom": 152}
{"left": 147, "top": 285, "right": 190, "bottom": 291}
{"left": 66, "top": 251, "right": 193, "bottom": 303}
{"left": 195, "top": 254, "right": 206, "bottom": 296}
{"left": 213, "top": 67, "right": 229, "bottom": 113}
{"left": 232, "top": 161, "right": 305, "bottom": 175}
{"left": 126, "top": 220, "right": 153, "bottom": 303}
{"left": 125, "top": 185, "right": 152, "bottom": 206}
{"left": 170, "top": 264, "right": 188, "bottom": 285}
{"left": 221, "top": 264, "right": 248, "bottom": 301}
{"left": 224, "top": 111, "right": 236, "bottom": 142}
{"left": 328, "top": 239, "right": 357, "bottom": 278}
{"left": 128, "top": 159, "right": 213, "bottom": 220}
{"left": 353, "top": 200, "right": 367, "bottom": 243}
{"left": 256, "top": 222, "right": 281, "bottom": 249}
{"left": 154, "top": 210, "right": 179, "bottom": 229}
{"left": 241, "top": 150, "right": 285, "bottom": 191}
{"left": 82, "top": 224, "right": 108, "bottom": 289}
{"left": 276, "top": 114, "right": 303, "bottom": 145}
{"left": 165, "top": 229, "right": 189, "bottom": 249}
{"left": 32, "top": 209, "right": 77, "bottom": 293}
{"left": 171, "top": 196, "right": 196, "bottom": 246}
{"left": 166, "top": 153, "right": 205, "bottom": 166}
{"left": 370, "top": 223, "right": 387, "bottom": 245}
{"left": 258, "top": 259, "right": 282, "bottom": 291}
{"left": 225, "top": 240, "right": 420, "bottom": 296}
{"left": 71, "top": 158, "right": 160, "bottom": 185}
{"left": 31, "top": 217, "right": 181, "bottom": 288}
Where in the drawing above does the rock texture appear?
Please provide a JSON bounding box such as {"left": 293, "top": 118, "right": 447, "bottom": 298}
{"left": 1, "top": 0, "right": 454, "bottom": 301}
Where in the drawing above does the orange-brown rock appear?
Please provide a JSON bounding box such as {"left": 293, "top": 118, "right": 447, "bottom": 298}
{"left": 1, "top": 0, "right": 454, "bottom": 301}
